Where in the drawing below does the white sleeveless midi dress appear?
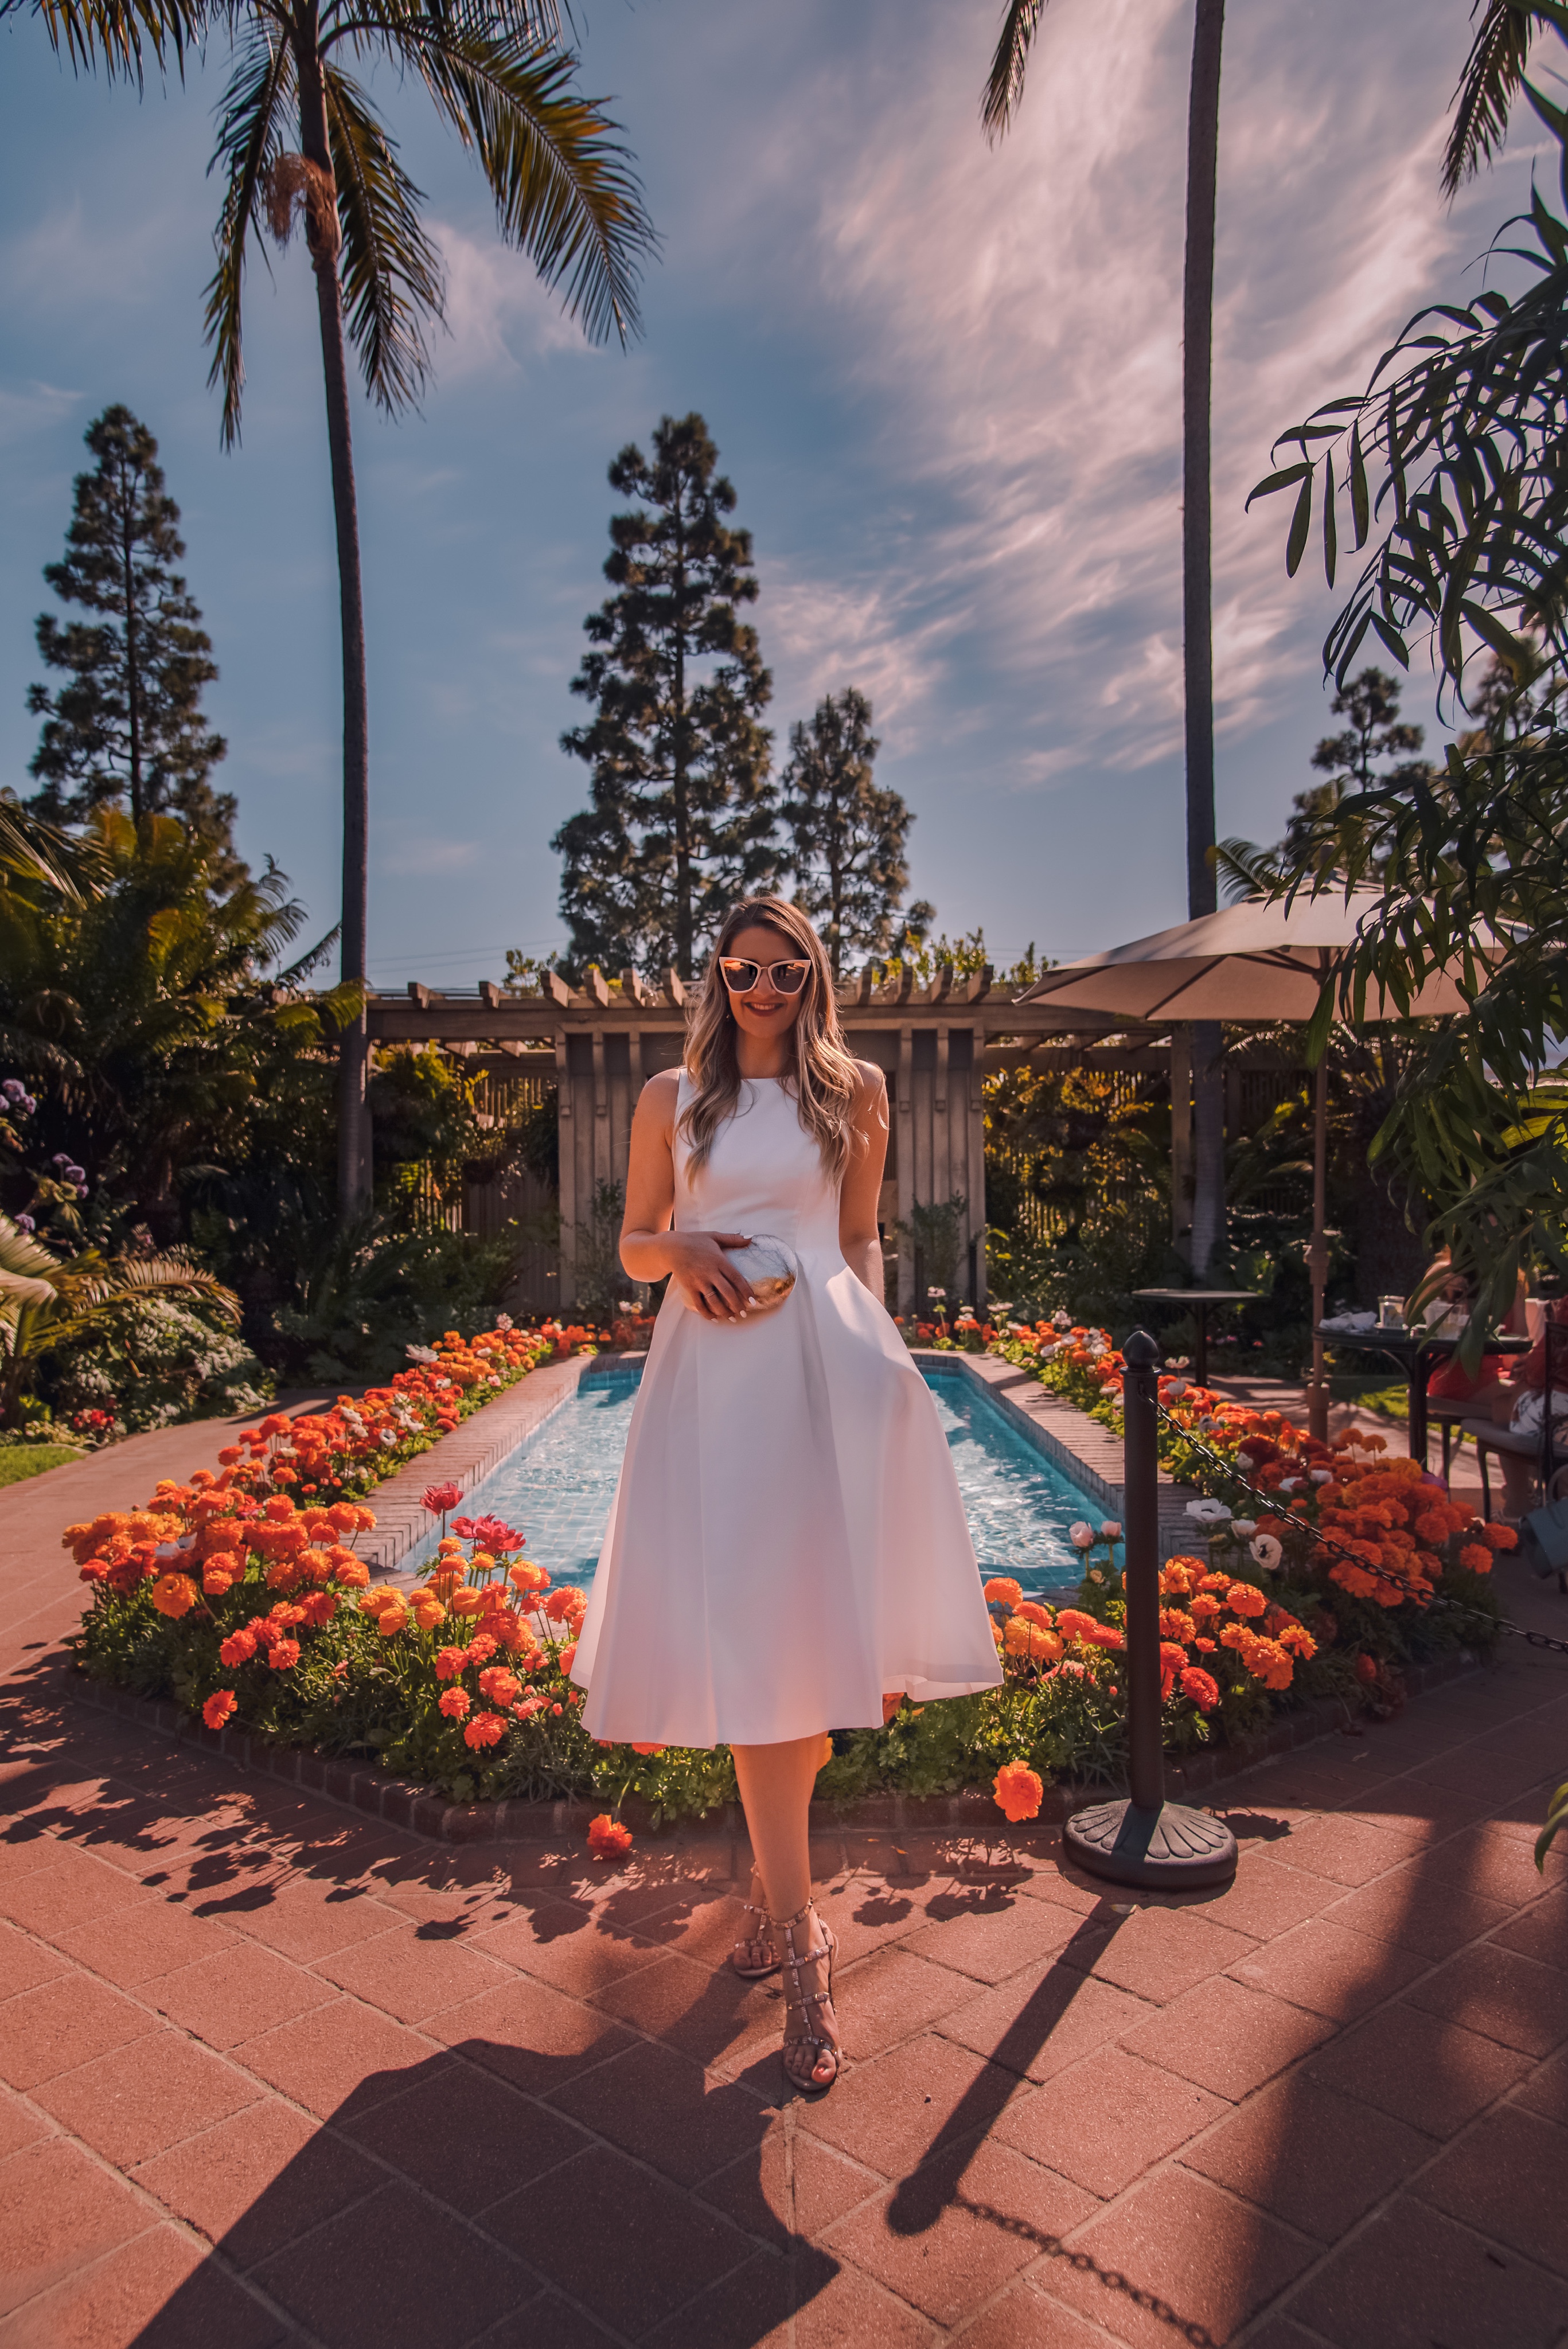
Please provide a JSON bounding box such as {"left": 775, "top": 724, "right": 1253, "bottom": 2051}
{"left": 571, "top": 1071, "right": 1004, "bottom": 1747}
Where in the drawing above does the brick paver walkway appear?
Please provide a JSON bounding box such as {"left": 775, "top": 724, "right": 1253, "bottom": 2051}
{"left": 2, "top": 1441, "right": 1567, "bottom": 2344}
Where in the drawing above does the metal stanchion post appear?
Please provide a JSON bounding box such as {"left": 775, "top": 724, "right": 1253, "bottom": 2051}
{"left": 1063, "top": 1329, "right": 1238, "bottom": 1890}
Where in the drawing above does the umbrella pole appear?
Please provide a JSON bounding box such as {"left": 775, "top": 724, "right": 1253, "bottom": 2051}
{"left": 1309, "top": 1055, "right": 1328, "bottom": 1442}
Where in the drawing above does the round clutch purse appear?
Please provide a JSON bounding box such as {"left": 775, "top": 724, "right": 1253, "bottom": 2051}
{"left": 726, "top": 1235, "right": 800, "bottom": 1313}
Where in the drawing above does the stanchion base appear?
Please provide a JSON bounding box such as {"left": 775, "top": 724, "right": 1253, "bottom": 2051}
{"left": 1063, "top": 1798, "right": 1238, "bottom": 1891}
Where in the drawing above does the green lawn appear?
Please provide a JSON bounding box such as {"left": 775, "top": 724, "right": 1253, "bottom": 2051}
{"left": 0, "top": 1444, "right": 87, "bottom": 1488}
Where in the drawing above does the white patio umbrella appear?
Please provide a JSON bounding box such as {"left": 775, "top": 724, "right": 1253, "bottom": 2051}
{"left": 1017, "top": 891, "right": 1476, "bottom": 1434}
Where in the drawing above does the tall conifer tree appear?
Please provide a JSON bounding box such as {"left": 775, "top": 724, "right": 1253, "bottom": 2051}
{"left": 555, "top": 413, "right": 776, "bottom": 977}
{"left": 27, "top": 407, "right": 239, "bottom": 877}
{"left": 779, "top": 688, "right": 933, "bottom": 977}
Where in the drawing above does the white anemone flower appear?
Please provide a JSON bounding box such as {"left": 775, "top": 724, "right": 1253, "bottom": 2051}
{"left": 1068, "top": 1520, "right": 1097, "bottom": 1549}
{"left": 1230, "top": 1518, "right": 1257, "bottom": 1539}
{"left": 1185, "top": 1498, "right": 1232, "bottom": 1527}
{"left": 1250, "top": 1534, "right": 1283, "bottom": 1570}
{"left": 1099, "top": 1520, "right": 1122, "bottom": 1542}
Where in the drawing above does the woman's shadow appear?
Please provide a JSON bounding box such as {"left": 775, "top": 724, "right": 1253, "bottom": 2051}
{"left": 130, "top": 1873, "right": 842, "bottom": 2349}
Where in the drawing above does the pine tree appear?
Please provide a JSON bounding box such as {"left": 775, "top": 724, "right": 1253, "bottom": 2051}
{"left": 27, "top": 406, "right": 239, "bottom": 877}
{"left": 779, "top": 688, "right": 933, "bottom": 977}
{"left": 555, "top": 414, "right": 776, "bottom": 978}
{"left": 1284, "top": 667, "right": 1430, "bottom": 845}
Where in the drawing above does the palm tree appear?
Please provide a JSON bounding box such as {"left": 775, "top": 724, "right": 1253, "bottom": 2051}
{"left": 983, "top": 0, "right": 1230, "bottom": 1274}
{"left": 8, "top": 0, "right": 654, "bottom": 1226}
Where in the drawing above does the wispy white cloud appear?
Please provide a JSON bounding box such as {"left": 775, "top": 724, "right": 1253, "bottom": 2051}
{"left": 0, "top": 378, "right": 80, "bottom": 445}
{"left": 431, "top": 220, "right": 598, "bottom": 381}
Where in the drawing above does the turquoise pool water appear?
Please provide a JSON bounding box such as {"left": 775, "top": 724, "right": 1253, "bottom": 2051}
{"left": 399, "top": 1359, "right": 1113, "bottom": 1597}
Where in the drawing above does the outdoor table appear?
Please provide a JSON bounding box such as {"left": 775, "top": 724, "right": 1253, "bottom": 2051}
{"left": 1133, "top": 1289, "right": 1260, "bottom": 1388}
{"left": 1315, "top": 1326, "right": 1530, "bottom": 1472}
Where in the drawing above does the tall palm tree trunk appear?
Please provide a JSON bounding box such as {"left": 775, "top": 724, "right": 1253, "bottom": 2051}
{"left": 295, "top": 9, "right": 372, "bottom": 1224}
{"left": 1183, "top": 0, "right": 1226, "bottom": 1277}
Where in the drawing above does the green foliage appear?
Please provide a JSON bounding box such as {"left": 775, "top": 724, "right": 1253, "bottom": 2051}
{"left": 779, "top": 688, "right": 933, "bottom": 978}
{"left": 45, "top": 1296, "right": 270, "bottom": 1434}
{"left": 1250, "top": 52, "right": 1568, "bottom": 1330}
{"left": 270, "top": 1213, "right": 518, "bottom": 1384}
{"left": 555, "top": 414, "right": 778, "bottom": 978}
{"left": 26, "top": 406, "right": 236, "bottom": 874}
{"left": 0, "top": 1205, "right": 241, "bottom": 1427}
{"left": 572, "top": 1179, "right": 629, "bottom": 1327}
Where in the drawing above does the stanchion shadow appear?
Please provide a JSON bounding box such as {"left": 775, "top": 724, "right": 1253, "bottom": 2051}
{"left": 886, "top": 1904, "right": 1127, "bottom": 2236}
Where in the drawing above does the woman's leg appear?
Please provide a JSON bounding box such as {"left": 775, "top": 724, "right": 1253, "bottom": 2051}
{"left": 732, "top": 1736, "right": 840, "bottom": 2089}
{"left": 731, "top": 1735, "right": 822, "bottom": 1926}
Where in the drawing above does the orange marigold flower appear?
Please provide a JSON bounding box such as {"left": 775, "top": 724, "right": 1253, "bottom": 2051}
{"left": 463, "top": 1711, "right": 507, "bottom": 1750}
{"left": 1160, "top": 1607, "right": 1197, "bottom": 1643}
{"left": 435, "top": 1646, "right": 468, "bottom": 1681}
{"left": 557, "top": 1641, "right": 578, "bottom": 1676}
{"left": 509, "top": 1559, "right": 549, "bottom": 1593}
{"left": 993, "top": 1759, "right": 1044, "bottom": 1823}
{"left": 587, "top": 1813, "right": 634, "bottom": 1859}
{"left": 1054, "top": 1607, "right": 1099, "bottom": 1642}
{"left": 376, "top": 1605, "right": 409, "bottom": 1637}
{"left": 202, "top": 1690, "right": 237, "bottom": 1730}
{"left": 298, "top": 1591, "right": 337, "bottom": 1627}
{"left": 439, "top": 1687, "right": 471, "bottom": 1719}
{"left": 983, "top": 1577, "right": 1024, "bottom": 1609}
{"left": 268, "top": 1637, "right": 301, "bottom": 1669}
{"left": 1004, "top": 1617, "right": 1062, "bottom": 1663}
{"left": 220, "top": 1628, "right": 258, "bottom": 1665}
{"left": 1483, "top": 1521, "right": 1518, "bottom": 1550}
{"left": 1458, "top": 1543, "right": 1493, "bottom": 1574}
{"left": 631, "top": 1742, "right": 665, "bottom": 1755}
{"left": 151, "top": 1572, "right": 199, "bottom": 1618}
{"left": 1014, "top": 1599, "right": 1054, "bottom": 1628}
{"left": 465, "top": 1633, "right": 498, "bottom": 1665}
{"left": 263, "top": 1495, "right": 296, "bottom": 1522}
{"left": 1189, "top": 1592, "right": 1222, "bottom": 1623}
{"left": 1224, "top": 1582, "right": 1267, "bottom": 1618}
{"left": 1179, "top": 1665, "right": 1219, "bottom": 1710}
{"left": 478, "top": 1666, "right": 520, "bottom": 1706}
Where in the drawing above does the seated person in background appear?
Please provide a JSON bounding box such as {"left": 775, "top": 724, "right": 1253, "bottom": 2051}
{"left": 1485, "top": 1296, "right": 1568, "bottom": 1519}
{"left": 1417, "top": 1249, "right": 1524, "bottom": 1407}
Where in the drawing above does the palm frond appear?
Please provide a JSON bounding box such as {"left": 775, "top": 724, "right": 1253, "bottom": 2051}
{"left": 0, "top": 797, "right": 105, "bottom": 906}
{"left": 1216, "top": 835, "right": 1289, "bottom": 903}
{"left": 325, "top": 63, "right": 444, "bottom": 411}
{"left": 342, "top": 15, "right": 653, "bottom": 345}
{"left": 203, "top": 12, "right": 295, "bottom": 445}
{"left": 1442, "top": 0, "right": 1536, "bottom": 197}
{"left": 2, "top": 0, "right": 203, "bottom": 87}
{"left": 981, "top": 0, "right": 1050, "bottom": 141}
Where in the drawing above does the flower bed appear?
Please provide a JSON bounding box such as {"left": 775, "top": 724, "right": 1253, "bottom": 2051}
{"left": 987, "top": 1315, "right": 1514, "bottom": 1688}
{"left": 69, "top": 1309, "right": 1514, "bottom": 1852}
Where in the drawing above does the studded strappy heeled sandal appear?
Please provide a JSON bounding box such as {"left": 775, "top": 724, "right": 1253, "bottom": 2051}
{"left": 731, "top": 1871, "right": 781, "bottom": 1980}
{"left": 778, "top": 1899, "right": 841, "bottom": 2094}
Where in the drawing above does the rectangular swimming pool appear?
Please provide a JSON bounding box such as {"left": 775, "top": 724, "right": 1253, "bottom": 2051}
{"left": 399, "top": 1357, "right": 1115, "bottom": 1597}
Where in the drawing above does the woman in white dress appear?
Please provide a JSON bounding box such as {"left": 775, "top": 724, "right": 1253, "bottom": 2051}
{"left": 571, "top": 898, "right": 1002, "bottom": 2092}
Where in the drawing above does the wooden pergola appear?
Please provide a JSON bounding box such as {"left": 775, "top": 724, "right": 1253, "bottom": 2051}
{"left": 367, "top": 968, "right": 1166, "bottom": 1312}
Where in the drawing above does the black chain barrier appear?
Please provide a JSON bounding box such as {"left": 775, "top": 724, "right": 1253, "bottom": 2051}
{"left": 1155, "top": 1402, "right": 1568, "bottom": 1663}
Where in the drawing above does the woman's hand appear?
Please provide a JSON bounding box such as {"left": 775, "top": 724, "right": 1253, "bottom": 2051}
{"left": 664, "top": 1231, "right": 755, "bottom": 1322}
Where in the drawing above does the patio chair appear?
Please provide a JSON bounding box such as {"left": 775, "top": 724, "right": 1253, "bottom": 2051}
{"left": 1426, "top": 1396, "right": 1472, "bottom": 1484}
{"left": 1458, "top": 1415, "right": 1568, "bottom": 1521}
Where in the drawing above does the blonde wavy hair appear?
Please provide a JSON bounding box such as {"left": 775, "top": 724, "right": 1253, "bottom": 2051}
{"left": 680, "top": 898, "right": 864, "bottom": 1185}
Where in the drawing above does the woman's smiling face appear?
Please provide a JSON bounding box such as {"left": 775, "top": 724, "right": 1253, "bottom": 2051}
{"left": 721, "top": 923, "right": 810, "bottom": 1044}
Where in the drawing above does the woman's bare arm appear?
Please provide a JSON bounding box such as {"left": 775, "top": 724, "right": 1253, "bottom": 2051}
{"left": 619, "top": 1070, "right": 754, "bottom": 1321}
{"left": 838, "top": 1063, "right": 890, "bottom": 1300}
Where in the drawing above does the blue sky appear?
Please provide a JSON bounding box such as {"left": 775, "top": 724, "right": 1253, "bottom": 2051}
{"left": 0, "top": 0, "right": 1547, "bottom": 984}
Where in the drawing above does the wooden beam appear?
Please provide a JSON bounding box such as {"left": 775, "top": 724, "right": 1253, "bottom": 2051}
{"left": 664, "top": 970, "right": 687, "bottom": 1006}
{"left": 478, "top": 980, "right": 502, "bottom": 1008}
{"left": 545, "top": 971, "right": 572, "bottom": 1008}
{"left": 407, "top": 981, "right": 432, "bottom": 1009}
